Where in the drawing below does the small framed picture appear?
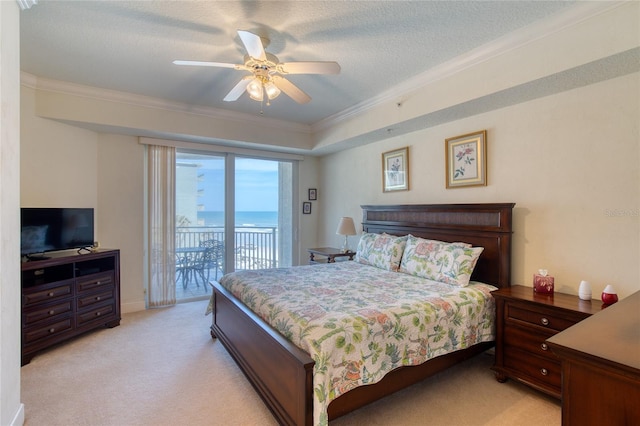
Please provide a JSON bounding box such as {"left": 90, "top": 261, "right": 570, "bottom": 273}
{"left": 308, "top": 188, "right": 317, "bottom": 200}
{"left": 382, "top": 147, "right": 409, "bottom": 192}
{"left": 302, "top": 202, "right": 312, "bottom": 214}
{"left": 445, "top": 130, "right": 487, "bottom": 188}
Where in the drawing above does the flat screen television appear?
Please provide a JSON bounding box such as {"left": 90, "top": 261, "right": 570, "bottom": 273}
{"left": 21, "top": 208, "right": 94, "bottom": 259}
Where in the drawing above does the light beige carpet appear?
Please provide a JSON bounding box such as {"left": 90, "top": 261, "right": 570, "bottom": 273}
{"left": 21, "top": 300, "right": 560, "bottom": 426}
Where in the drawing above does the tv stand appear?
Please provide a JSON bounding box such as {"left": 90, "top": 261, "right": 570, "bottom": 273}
{"left": 21, "top": 249, "right": 120, "bottom": 365}
{"left": 25, "top": 254, "right": 50, "bottom": 261}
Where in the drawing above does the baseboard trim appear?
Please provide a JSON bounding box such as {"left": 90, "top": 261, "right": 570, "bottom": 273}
{"left": 10, "top": 402, "right": 24, "bottom": 426}
{"left": 121, "top": 300, "right": 146, "bottom": 314}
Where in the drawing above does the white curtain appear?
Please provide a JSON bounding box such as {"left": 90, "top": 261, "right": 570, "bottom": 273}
{"left": 147, "top": 144, "right": 176, "bottom": 307}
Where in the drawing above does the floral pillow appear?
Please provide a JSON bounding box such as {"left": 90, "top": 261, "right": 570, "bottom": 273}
{"left": 355, "top": 232, "right": 407, "bottom": 272}
{"left": 399, "top": 235, "right": 483, "bottom": 287}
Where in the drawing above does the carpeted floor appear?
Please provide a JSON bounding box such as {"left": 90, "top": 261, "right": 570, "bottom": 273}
{"left": 21, "top": 300, "right": 560, "bottom": 425}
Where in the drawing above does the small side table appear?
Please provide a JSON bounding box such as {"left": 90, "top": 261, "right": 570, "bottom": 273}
{"left": 308, "top": 247, "right": 355, "bottom": 264}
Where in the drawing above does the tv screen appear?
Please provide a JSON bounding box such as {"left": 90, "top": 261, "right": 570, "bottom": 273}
{"left": 21, "top": 208, "right": 94, "bottom": 257}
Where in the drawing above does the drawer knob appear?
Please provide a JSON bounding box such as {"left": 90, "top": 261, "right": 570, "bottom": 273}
{"left": 48, "top": 310, "right": 55, "bottom": 315}
{"left": 541, "top": 317, "right": 549, "bottom": 326}
{"left": 48, "top": 292, "right": 55, "bottom": 297}
{"left": 540, "top": 368, "right": 548, "bottom": 376}
{"left": 48, "top": 328, "right": 55, "bottom": 333}
{"left": 96, "top": 296, "right": 101, "bottom": 301}
{"left": 541, "top": 343, "right": 548, "bottom": 351}
{"left": 96, "top": 312, "right": 101, "bottom": 316}
{"left": 96, "top": 281, "right": 102, "bottom": 285}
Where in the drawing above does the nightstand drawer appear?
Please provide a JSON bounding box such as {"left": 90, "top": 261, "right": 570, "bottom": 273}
{"left": 504, "top": 325, "right": 556, "bottom": 360}
{"left": 506, "top": 303, "right": 579, "bottom": 332}
{"left": 504, "top": 346, "right": 561, "bottom": 391}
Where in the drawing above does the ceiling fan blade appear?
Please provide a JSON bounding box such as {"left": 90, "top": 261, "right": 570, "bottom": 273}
{"left": 277, "top": 61, "right": 341, "bottom": 75}
{"left": 223, "top": 77, "right": 251, "bottom": 102}
{"left": 173, "top": 60, "right": 244, "bottom": 70}
{"left": 237, "top": 30, "right": 267, "bottom": 61}
{"left": 271, "top": 76, "right": 311, "bottom": 104}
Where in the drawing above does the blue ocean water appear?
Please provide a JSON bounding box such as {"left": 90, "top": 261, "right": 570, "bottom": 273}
{"left": 197, "top": 211, "right": 278, "bottom": 227}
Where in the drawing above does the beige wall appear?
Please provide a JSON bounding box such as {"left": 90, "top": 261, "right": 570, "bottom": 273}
{"left": 21, "top": 87, "right": 98, "bottom": 208}
{"left": 317, "top": 72, "right": 640, "bottom": 299}
{"left": 20, "top": 88, "right": 321, "bottom": 312}
{"left": 97, "top": 134, "right": 146, "bottom": 312}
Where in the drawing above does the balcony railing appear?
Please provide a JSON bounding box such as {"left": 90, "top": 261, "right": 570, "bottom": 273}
{"left": 176, "top": 226, "right": 278, "bottom": 272}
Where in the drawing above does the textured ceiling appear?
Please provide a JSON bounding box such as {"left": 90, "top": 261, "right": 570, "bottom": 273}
{"left": 20, "top": 1, "right": 579, "bottom": 126}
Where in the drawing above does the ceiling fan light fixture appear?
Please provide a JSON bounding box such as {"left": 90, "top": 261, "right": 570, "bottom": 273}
{"left": 246, "top": 78, "right": 264, "bottom": 101}
{"left": 264, "top": 81, "right": 281, "bottom": 100}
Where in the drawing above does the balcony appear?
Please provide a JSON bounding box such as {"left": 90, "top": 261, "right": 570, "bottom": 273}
{"left": 175, "top": 226, "right": 277, "bottom": 300}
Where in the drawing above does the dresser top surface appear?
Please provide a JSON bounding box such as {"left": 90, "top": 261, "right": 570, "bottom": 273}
{"left": 547, "top": 291, "right": 640, "bottom": 371}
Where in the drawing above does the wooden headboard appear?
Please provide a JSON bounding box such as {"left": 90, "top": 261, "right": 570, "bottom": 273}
{"left": 361, "top": 203, "right": 515, "bottom": 289}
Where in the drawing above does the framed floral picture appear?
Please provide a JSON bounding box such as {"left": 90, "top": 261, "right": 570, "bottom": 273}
{"left": 308, "top": 188, "right": 317, "bottom": 200}
{"left": 382, "top": 147, "right": 409, "bottom": 192}
{"left": 302, "top": 202, "right": 312, "bottom": 214}
{"left": 445, "top": 130, "right": 487, "bottom": 188}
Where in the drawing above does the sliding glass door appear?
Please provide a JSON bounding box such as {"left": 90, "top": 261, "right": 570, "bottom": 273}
{"left": 175, "top": 151, "right": 293, "bottom": 301}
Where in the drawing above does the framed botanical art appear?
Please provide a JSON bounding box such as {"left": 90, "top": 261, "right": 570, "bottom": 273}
{"left": 302, "top": 202, "right": 312, "bottom": 214}
{"left": 445, "top": 130, "right": 487, "bottom": 188}
{"left": 382, "top": 147, "right": 409, "bottom": 192}
{"left": 308, "top": 188, "right": 317, "bottom": 200}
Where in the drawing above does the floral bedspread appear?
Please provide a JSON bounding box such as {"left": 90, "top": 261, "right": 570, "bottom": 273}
{"left": 211, "top": 261, "right": 497, "bottom": 426}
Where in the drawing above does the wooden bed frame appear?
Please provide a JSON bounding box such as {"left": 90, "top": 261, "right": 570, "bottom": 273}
{"left": 210, "top": 203, "right": 514, "bottom": 425}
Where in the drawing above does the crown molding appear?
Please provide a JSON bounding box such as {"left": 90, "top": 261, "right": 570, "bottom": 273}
{"left": 20, "top": 72, "right": 311, "bottom": 135}
{"left": 311, "top": 1, "right": 626, "bottom": 133}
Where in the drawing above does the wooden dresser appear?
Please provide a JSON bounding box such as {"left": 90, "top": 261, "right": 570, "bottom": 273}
{"left": 547, "top": 291, "right": 640, "bottom": 425}
{"left": 491, "top": 285, "right": 601, "bottom": 398}
{"left": 21, "top": 249, "right": 121, "bottom": 365}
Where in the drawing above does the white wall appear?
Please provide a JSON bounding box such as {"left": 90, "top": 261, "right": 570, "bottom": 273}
{"left": 1, "top": 2, "right": 23, "bottom": 425}
{"left": 317, "top": 72, "right": 639, "bottom": 299}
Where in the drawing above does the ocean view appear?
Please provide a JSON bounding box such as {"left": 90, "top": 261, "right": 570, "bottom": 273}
{"left": 197, "top": 211, "right": 278, "bottom": 227}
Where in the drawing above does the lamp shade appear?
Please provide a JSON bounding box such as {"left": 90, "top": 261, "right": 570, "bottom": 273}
{"left": 336, "top": 217, "right": 357, "bottom": 236}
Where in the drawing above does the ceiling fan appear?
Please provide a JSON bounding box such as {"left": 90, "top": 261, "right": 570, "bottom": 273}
{"left": 173, "top": 30, "right": 340, "bottom": 105}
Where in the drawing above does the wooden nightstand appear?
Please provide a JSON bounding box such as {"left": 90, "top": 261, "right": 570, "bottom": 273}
{"left": 308, "top": 247, "right": 355, "bottom": 264}
{"left": 491, "top": 285, "right": 602, "bottom": 398}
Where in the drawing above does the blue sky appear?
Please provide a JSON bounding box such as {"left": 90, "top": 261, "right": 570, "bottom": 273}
{"left": 195, "top": 157, "right": 279, "bottom": 212}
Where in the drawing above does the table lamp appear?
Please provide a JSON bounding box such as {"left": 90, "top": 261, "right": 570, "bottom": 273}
{"left": 336, "top": 217, "right": 357, "bottom": 253}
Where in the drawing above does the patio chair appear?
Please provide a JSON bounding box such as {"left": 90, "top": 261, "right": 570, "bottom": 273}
{"left": 198, "top": 239, "right": 225, "bottom": 284}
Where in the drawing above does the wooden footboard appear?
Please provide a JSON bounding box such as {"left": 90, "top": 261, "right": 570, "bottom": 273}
{"left": 211, "top": 282, "right": 314, "bottom": 426}
{"left": 213, "top": 281, "right": 494, "bottom": 425}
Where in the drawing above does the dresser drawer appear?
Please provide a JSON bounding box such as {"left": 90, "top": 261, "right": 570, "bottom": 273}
{"left": 504, "top": 346, "right": 561, "bottom": 391}
{"left": 23, "top": 300, "right": 73, "bottom": 326}
{"left": 504, "top": 324, "right": 557, "bottom": 360}
{"left": 23, "top": 280, "right": 73, "bottom": 307}
{"left": 23, "top": 317, "right": 73, "bottom": 344}
{"left": 77, "top": 272, "right": 114, "bottom": 294}
{"left": 77, "top": 303, "right": 115, "bottom": 326}
{"left": 77, "top": 289, "right": 114, "bottom": 310}
{"left": 506, "top": 303, "right": 583, "bottom": 332}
